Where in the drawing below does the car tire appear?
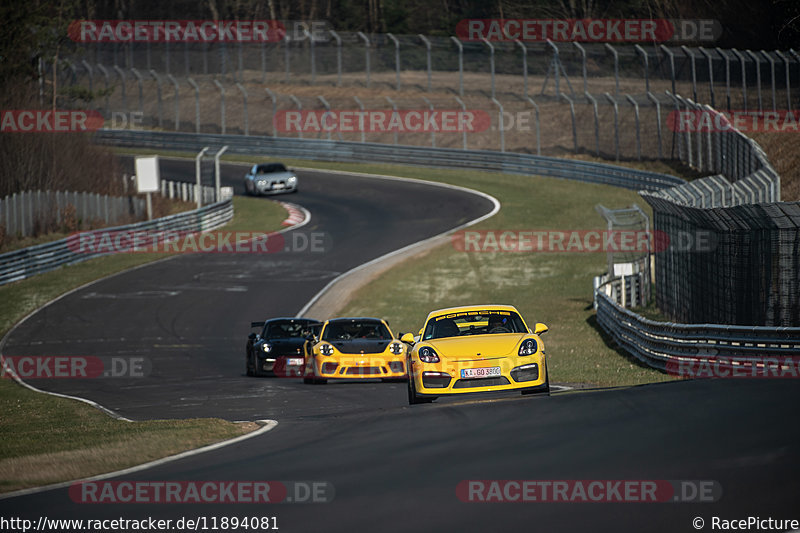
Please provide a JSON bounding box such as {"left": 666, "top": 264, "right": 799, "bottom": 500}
{"left": 408, "top": 374, "right": 434, "bottom": 405}
{"left": 521, "top": 367, "right": 550, "bottom": 396}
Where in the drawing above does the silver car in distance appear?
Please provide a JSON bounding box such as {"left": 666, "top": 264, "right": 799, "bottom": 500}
{"left": 244, "top": 163, "right": 298, "bottom": 195}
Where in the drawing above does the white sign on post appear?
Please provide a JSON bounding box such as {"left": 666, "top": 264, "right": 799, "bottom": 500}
{"left": 134, "top": 156, "right": 160, "bottom": 220}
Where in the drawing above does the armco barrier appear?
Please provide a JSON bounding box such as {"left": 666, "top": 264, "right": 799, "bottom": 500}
{"left": 0, "top": 199, "right": 232, "bottom": 286}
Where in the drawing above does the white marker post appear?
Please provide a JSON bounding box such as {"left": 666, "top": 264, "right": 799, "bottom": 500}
{"left": 134, "top": 155, "right": 160, "bottom": 220}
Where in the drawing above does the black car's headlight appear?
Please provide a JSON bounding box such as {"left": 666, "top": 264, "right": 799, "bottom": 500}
{"left": 261, "top": 343, "right": 272, "bottom": 353}
{"left": 320, "top": 343, "right": 334, "bottom": 356}
{"left": 418, "top": 346, "right": 440, "bottom": 363}
{"left": 518, "top": 339, "right": 538, "bottom": 356}
{"left": 389, "top": 342, "right": 403, "bottom": 355}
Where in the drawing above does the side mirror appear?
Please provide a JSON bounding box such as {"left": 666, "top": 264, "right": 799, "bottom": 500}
{"left": 248, "top": 333, "right": 257, "bottom": 340}
{"left": 534, "top": 323, "right": 549, "bottom": 335}
{"left": 400, "top": 333, "right": 415, "bottom": 345}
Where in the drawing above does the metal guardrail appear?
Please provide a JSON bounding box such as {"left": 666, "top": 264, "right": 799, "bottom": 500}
{"left": 595, "top": 291, "right": 800, "bottom": 372}
{"left": 94, "top": 129, "right": 686, "bottom": 192}
{"left": 0, "top": 199, "right": 232, "bottom": 286}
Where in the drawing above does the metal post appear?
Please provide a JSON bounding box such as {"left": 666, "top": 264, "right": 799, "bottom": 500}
{"left": 237, "top": 41, "right": 243, "bottom": 82}
{"left": 353, "top": 96, "right": 366, "bottom": 143}
{"left": 166, "top": 74, "right": 180, "bottom": 130}
{"left": 646, "top": 92, "right": 664, "bottom": 159}
{"left": 515, "top": 39, "right": 528, "bottom": 98}
{"left": 113, "top": 65, "right": 127, "bottom": 110}
{"left": 130, "top": 68, "right": 144, "bottom": 113}
{"left": 187, "top": 77, "right": 201, "bottom": 133}
{"left": 718, "top": 48, "right": 731, "bottom": 112}
{"left": 265, "top": 88, "right": 278, "bottom": 137}
{"left": 304, "top": 29, "right": 316, "bottom": 83}
{"left": 421, "top": 96, "right": 435, "bottom": 147}
{"left": 634, "top": 44, "right": 649, "bottom": 94}
{"left": 288, "top": 94, "right": 302, "bottom": 139}
{"left": 419, "top": 34, "right": 432, "bottom": 91}
{"left": 165, "top": 41, "right": 170, "bottom": 75}
{"left": 699, "top": 47, "right": 715, "bottom": 107}
{"left": 561, "top": 93, "right": 578, "bottom": 154}
{"left": 746, "top": 50, "right": 762, "bottom": 112}
{"left": 681, "top": 46, "right": 697, "bottom": 102}
{"left": 317, "top": 95, "right": 333, "bottom": 140}
{"left": 491, "top": 98, "right": 504, "bottom": 152}
{"left": 625, "top": 94, "right": 642, "bottom": 161}
{"left": 775, "top": 50, "right": 792, "bottom": 112}
{"left": 761, "top": 51, "right": 777, "bottom": 112}
{"left": 330, "top": 30, "right": 342, "bottom": 87}
{"left": 213, "top": 79, "right": 225, "bottom": 134}
{"left": 185, "top": 41, "right": 190, "bottom": 76}
{"left": 214, "top": 146, "right": 228, "bottom": 202}
{"left": 525, "top": 97, "right": 541, "bottom": 156}
{"left": 149, "top": 69, "right": 163, "bottom": 128}
{"left": 454, "top": 96, "right": 467, "bottom": 150}
{"left": 260, "top": 40, "right": 267, "bottom": 83}
{"left": 546, "top": 39, "right": 561, "bottom": 97}
{"left": 387, "top": 33, "right": 401, "bottom": 90}
{"left": 605, "top": 43, "right": 620, "bottom": 97}
{"left": 660, "top": 45, "right": 676, "bottom": 95}
{"left": 732, "top": 49, "right": 748, "bottom": 112}
{"left": 195, "top": 147, "right": 209, "bottom": 209}
{"left": 604, "top": 92, "right": 620, "bottom": 161}
{"left": 574, "top": 42, "right": 588, "bottom": 95}
{"left": 481, "top": 37, "right": 495, "bottom": 99}
{"left": 236, "top": 83, "right": 248, "bottom": 135}
{"left": 284, "top": 34, "right": 290, "bottom": 82}
{"left": 97, "top": 64, "right": 110, "bottom": 113}
{"left": 81, "top": 60, "right": 93, "bottom": 95}
{"left": 357, "top": 32, "right": 371, "bottom": 88}
{"left": 584, "top": 92, "right": 600, "bottom": 156}
{"left": 385, "top": 96, "right": 398, "bottom": 145}
{"left": 451, "top": 37, "right": 463, "bottom": 97}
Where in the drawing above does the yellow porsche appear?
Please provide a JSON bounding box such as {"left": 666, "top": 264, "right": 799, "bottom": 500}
{"left": 402, "top": 305, "right": 549, "bottom": 404}
{"left": 303, "top": 317, "right": 407, "bottom": 384}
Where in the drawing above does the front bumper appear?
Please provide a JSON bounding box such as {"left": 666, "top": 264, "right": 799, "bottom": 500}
{"left": 254, "top": 180, "right": 297, "bottom": 195}
{"left": 412, "top": 357, "right": 546, "bottom": 395}
{"left": 310, "top": 355, "right": 407, "bottom": 379}
{"left": 256, "top": 355, "right": 306, "bottom": 377}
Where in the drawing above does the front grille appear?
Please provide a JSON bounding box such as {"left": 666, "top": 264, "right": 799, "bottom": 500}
{"left": 453, "top": 376, "right": 510, "bottom": 388}
{"left": 422, "top": 374, "right": 451, "bottom": 388}
{"left": 344, "top": 366, "right": 384, "bottom": 375}
{"left": 321, "top": 362, "right": 339, "bottom": 374}
{"left": 388, "top": 361, "right": 405, "bottom": 373}
{"left": 511, "top": 363, "right": 539, "bottom": 382}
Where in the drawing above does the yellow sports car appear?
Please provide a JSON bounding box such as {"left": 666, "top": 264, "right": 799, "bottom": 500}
{"left": 303, "top": 317, "right": 407, "bottom": 384}
{"left": 402, "top": 305, "right": 549, "bottom": 404}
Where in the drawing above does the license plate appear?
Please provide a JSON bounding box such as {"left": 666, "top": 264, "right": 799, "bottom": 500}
{"left": 272, "top": 183, "right": 285, "bottom": 189}
{"left": 287, "top": 358, "right": 304, "bottom": 366}
{"left": 461, "top": 366, "right": 501, "bottom": 379}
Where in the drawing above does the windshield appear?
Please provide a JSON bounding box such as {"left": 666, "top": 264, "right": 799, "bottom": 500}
{"left": 264, "top": 320, "right": 312, "bottom": 339}
{"left": 423, "top": 310, "right": 527, "bottom": 340}
{"left": 322, "top": 320, "right": 392, "bottom": 341}
{"left": 256, "top": 163, "right": 287, "bottom": 174}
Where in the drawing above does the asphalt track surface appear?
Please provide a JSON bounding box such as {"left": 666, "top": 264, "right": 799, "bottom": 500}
{"left": 2, "top": 159, "right": 799, "bottom": 531}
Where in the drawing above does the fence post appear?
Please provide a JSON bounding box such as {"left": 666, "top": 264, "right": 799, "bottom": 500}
{"left": 213, "top": 79, "right": 225, "bottom": 134}
{"left": 317, "top": 95, "right": 333, "bottom": 141}
{"left": 761, "top": 51, "right": 777, "bottom": 112}
{"left": 717, "top": 48, "right": 731, "bottom": 112}
{"left": 149, "top": 69, "right": 163, "bottom": 128}
{"left": 265, "top": 88, "right": 278, "bottom": 137}
{"left": 698, "top": 47, "right": 715, "bottom": 107}
{"left": 353, "top": 96, "right": 366, "bottom": 143}
{"left": 357, "top": 32, "right": 371, "bottom": 88}
{"left": 491, "top": 98, "right": 504, "bottom": 152}
{"left": 454, "top": 96, "right": 468, "bottom": 150}
{"left": 604, "top": 92, "right": 620, "bottom": 161}
{"left": 187, "top": 77, "right": 201, "bottom": 133}
{"left": 385, "top": 96, "right": 398, "bottom": 145}
{"left": 746, "top": 50, "right": 763, "bottom": 112}
{"left": 304, "top": 29, "right": 316, "bottom": 83}
{"left": 288, "top": 94, "right": 303, "bottom": 139}
{"left": 97, "top": 64, "right": 111, "bottom": 114}
{"left": 481, "top": 38, "right": 495, "bottom": 99}
{"left": 450, "top": 37, "right": 463, "bottom": 97}
{"left": 584, "top": 92, "right": 600, "bottom": 156}
{"left": 130, "top": 67, "right": 144, "bottom": 113}
{"left": 573, "top": 42, "right": 588, "bottom": 95}
{"left": 421, "top": 96, "right": 435, "bottom": 147}
{"left": 646, "top": 92, "right": 664, "bottom": 159}
{"left": 113, "top": 65, "right": 127, "bottom": 110}
{"left": 166, "top": 74, "right": 180, "bottom": 130}
{"left": 680, "top": 46, "right": 698, "bottom": 103}
{"left": 195, "top": 147, "right": 209, "bottom": 209}
{"left": 387, "top": 33, "right": 401, "bottom": 91}
{"left": 514, "top": 39, "right": 528, "bottom": 98}
{"left": 214, "top": 146, "right": 228, "bottom": 202}
{"left": 659, "top": 45, "right": 676, "bottom": 95}
{"left": 525, "top": 96, "right": 541, "bottom": 156}
{"left": 81, "top": 60, "right": 93, "bottom": 94}
{"left": 284, "top": 34, "right": 291, "bottom": 82}
{"left": 774, "top": 50, "right": 791, "bottom": 112}
{"left": 731, "top": 49, "right": 748, "bottom": 112}
{"left": 260, "top": 40, "right": 267, "bottom": 83}
{"left": 165, "top": 41, "right": 170, "bottom": 75}
{"left": 634, "top": 44, "right": 649, "bottom": 94}
{"left": 561, "top": 93, "right": 578, "bottom": 155}
{"left": 545, "top": 39, "right": 560, "bottom": 97}
{"left": 330, "top": 30, "right": 342, "bottom": 87}
{"left": 419, "top": 34, "right": 432, "bottom": 91}
{"left": 625, "top": 94, "right": 642, "bottom": 161}
{"left": 605, "top": 43, "right": 620, "bottom": 97}
{"left": 236, "top": 83, "right": 248, "bottom": 135}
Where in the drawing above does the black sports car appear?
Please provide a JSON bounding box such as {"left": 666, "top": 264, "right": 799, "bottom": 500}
{"left": 246, "top": 318, "right": 322, "bottom": 377}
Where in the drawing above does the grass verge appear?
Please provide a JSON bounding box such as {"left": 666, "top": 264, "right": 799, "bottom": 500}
{"left": 0, "top": 195, "right": 286, "bottom": 493}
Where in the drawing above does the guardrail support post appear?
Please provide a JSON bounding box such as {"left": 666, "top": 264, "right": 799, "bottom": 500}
{"left": 451, "top": 37, "right": 464, "bottom": 97}
{"left": 481, "top": 38, "right": 495, "bottom": 99}
{"left": 634, "top": 45, "right": 650, "bottom": 94}
{"left": 584, "top": 92, "right": 600, "bottom": 157}
{"left": 646, "top": 92, "right": 664, "bottom": 159}
{"left": 357, "top": 32, "right": 371, "bottom": 88}
{"left": 195, "top": 147, "right": 209, "bottom": 209}
{"left": 659, "top": 45, "right": 676, "bottom": 96}
{"left": 330, "top": 30, "right": 342, "bottom": 87}
{"left": 573, "top": 42, "right": 588, "bottom": 95}
{"left": 213, "top": 79, "right": 226, "bottom": 134}
{"left": 698, "top": 47, "right": 715, "bottom": 107}
{"left": 304, "top": 29, "right": 316, "bottom": 83}
{"left": 561, "top": 93, "right": 578, "bottom": 154}
{"left": 419, "top": 34, "right": 432, "bottom": 91}
{"left": 680, "top": 46, "right": 698, "bottom": 103}
{"left": 625, "top": 94, "right": 642, "bottom": 161}
{"left": 514, "top": 39, "right": 528, "bottom": 98}
{"left": 605, "top": 44, "right": 620, "bottom": 97}
{"left": 604, "top": 92, "right": 620, "bottom": 161}
{"left": 387, "top": 33, "right": 401, "bottom": 90}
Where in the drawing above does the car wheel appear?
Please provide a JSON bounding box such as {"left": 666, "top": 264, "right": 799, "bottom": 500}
{"left": 408, "top": 374, "right": 434, "bottom": 405}
{"left": 522, "top": 367, "right": 550, "bottom": 396}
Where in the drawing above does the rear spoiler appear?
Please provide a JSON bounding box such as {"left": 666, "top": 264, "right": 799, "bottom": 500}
{"left": 251, "top": 321, "right": 265, "bottom": 328}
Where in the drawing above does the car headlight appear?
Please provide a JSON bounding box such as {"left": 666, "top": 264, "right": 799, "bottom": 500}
{"left": 518, "top": 339, "right": 538, "bottom": 356}
{"left": 389, "top": 342, "right": 403, "bottom": 355}
{"left": 257, "top": 179, "right": 267, "bottom": 186}
{"left": 418, "top": 346, "right": 440, "bottom": 363}
{"left": 320, "top": 343, "right": 334, "bottom": 356}
{"left": 261, "top": 343, "right": 272, "bottom": 353}
{"left": 287, "top": 176, "right": 297, "bottom": 184}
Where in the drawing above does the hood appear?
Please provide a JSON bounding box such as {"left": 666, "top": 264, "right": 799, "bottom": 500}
{"left": 263, "top": 337, "right": 307, "bottom": 355}
{"left": 256, "top": 171, "right": 295, "bottom": 181}
{"left": 330, "top": 339, "right": 391, "bottom": 355}
{"left": 428, "top": 334, "right": 524, "bottom": 362}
